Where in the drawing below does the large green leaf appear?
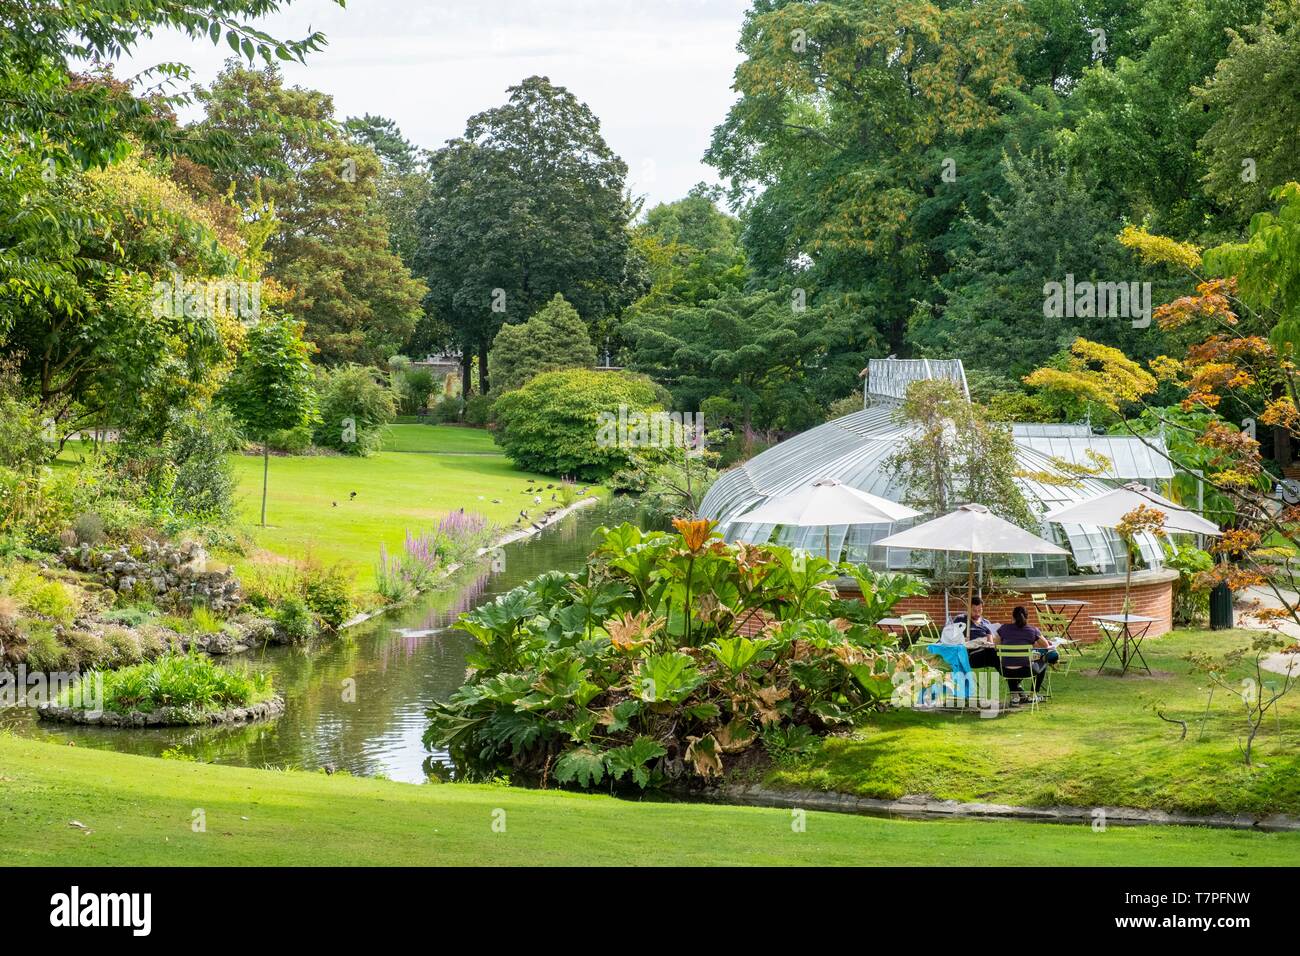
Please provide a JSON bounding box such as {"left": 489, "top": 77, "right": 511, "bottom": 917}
{"left": 605, "top": 699, "right": 642, "bottom": 733}
{"left": 554, "top": 747, "right": 606, "bottom": 788}
{"left": 634, "top": 651, "right": 704, "bottom": 703}
{"left": 605, "top": 736, "right": 667, "bottom": 788}
{"left": 706, "top": 635, "right": 774, "bottom": 673}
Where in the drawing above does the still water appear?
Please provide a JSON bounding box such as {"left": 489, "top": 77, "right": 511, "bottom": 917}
{"left": 0, "top": 499, "right": 638, "bottom": 783}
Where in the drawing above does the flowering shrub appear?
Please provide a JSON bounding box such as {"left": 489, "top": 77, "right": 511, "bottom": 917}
{"left": 374, "top": 511, "right": 496, "bottom": 602}
{"left": 425, "top": 519, "right": 926, "bottom": 789}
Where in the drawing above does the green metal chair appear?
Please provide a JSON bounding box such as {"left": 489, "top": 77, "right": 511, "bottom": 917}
{"left": 899, "top": 611, "right": 937, "bottom": 650}
{"left": 995, "top": 643, "right": 1043, "bottom": 711}
{"left": 1034, "top": 608, "right": 1075, "bottom": 678}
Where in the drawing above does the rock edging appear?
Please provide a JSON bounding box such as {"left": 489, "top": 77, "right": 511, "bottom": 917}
{"left": 339, "top": 495, "right": 601, "bottom": 630}
{"left": 36, "top": 695, "right": 285, "bottom": 728}
{"left": 715, "top": 784, "right": 1300, "bottom": 832}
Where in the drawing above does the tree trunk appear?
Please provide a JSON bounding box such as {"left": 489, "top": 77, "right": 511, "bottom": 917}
{"left": 478, "top": 339, "right": 490, "bottom": 395}
{"left": 1274, "top": 424, "right": 1292, "bottom": 469}
{"left": 260, "top": 442, "right": 270, "bottom": 528}
{"left": 1124, "top": 543, "right": 1132, "bottom": 615}
{"left": 460, "top": 349, "right": 473, "bottom": 398}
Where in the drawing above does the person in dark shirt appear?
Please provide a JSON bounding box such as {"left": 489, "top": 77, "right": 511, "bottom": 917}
{"left": 992, "top": 606, "right": 1057, "bottom": 701}
{"left": 952, "top": 596, "right": 994, "bottom": 641}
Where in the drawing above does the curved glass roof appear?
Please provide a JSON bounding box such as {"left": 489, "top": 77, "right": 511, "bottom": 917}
{"left": 699, "top": 405, "right": 1166, "bottom": 579}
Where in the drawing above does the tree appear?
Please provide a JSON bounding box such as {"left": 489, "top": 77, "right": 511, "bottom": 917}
{"left": 193, "top": 64, "right": 426, "bottom": 366}
{"left": 416, "top": 76, "right": 644, "bottom": 396}
{"left": 628, "top": 188, "right": 748, "bottom": 318}
{"left": 1, "top": 149, "right": 254, "bottom": 440}
{"left": 1060, "top": 0, "right": 1269, "bottom": 238}
{"left": 492, "top": 369, "right": 666, "bottom": 481}
{"left": 313, "top": 364, "right": 396, "bottom": 456}
{"left": 626, "top": 289, "right": 867, "bottom": 435}
{"left": 887, "top": 379, "right": 1035, "bottom": 528}
{"left": 1198, "top": 10, "right": 1300, "bottom": 221}
{"left": 912, "top": 153, "right": 1157, "bottom": 376}
{"left": 1022, "top": 187, "right": 1300, "bottom": 635}
{"left": 344, "top": 114, "right": 431, "bottom": 271}
{"left": 707, "top": 0, "right": 1034, "bottom": 352}
{"left": 489, "top": 294, "right": 597, "bottom": 394}
{"left": 0, "top": 0, "right": 330, "bottom": 174}
{"left": 220, "top": 319, "right": 317, "bottom": 526}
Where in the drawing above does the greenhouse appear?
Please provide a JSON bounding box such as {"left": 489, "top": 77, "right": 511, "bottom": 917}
{"left": 699, "top": 358, "right": 1180, "bottom": 583}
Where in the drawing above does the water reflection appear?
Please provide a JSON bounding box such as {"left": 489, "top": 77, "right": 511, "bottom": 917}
{"left": 0, "top": 499, "right": 639, "bottom": 783}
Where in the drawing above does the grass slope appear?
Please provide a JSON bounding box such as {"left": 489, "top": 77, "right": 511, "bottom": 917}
{"left": 228, "top": 425, "right": 588, "bottom": 583}
{"left": 2, "top": 734, "right": 1294, "bottom": 866}
{"left": 379, "top": 423, "right": 499, "bottom": 454}
{"left": 768, "top": 629, "right": 1300, "bottom": 817}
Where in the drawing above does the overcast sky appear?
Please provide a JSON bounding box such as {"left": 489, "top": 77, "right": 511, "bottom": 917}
{"left": 107, "top": 0, "right": 751, "bottom": 210}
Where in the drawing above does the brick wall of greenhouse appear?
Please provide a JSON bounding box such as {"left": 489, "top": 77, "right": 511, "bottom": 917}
{"left": 734, "top": 569, "right": 1176, "bottom": 643}
{"left": 861, "top": 569, "right": 1177, "bottom": 643}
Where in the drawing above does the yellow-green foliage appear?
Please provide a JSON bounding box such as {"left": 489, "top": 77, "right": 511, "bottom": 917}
{"left": 25, "top": 580, "right": 81, "bottom": 626}
{"left": 2, "top": 564, "right": 82, "bottom": 626}
{"left": 190, "top": 606, "right": 224, "bottom": 634}
{"left": 18, "top": 619, "right": 62, "bottom": 670}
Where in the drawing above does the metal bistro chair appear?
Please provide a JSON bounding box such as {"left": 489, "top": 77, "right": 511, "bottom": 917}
{"left": 995, "top": 643, "right": 1043, "bottom": 712}
{"left": 899, "top": 612, "right": 937, "bottom": 650}
{"left": 1034, "top": 609, "right": 1076, "bottom": 679}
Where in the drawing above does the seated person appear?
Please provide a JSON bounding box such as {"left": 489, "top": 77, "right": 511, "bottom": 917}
{"left": 990, "top": 605, "right": 1058, "bottom": 702}
{"left": 951, "top": 596, "right": 996, "bottom": 642}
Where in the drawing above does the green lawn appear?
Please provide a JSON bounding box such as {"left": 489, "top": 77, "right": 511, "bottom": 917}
{"left": 379, "top": 422, "right": 501, "bottom": 454}
{"left": 768, "top": 629, "right": 1300, "bottom": 818}
{"left": 1, "top": 734, "right": 1293, "bottom": 866}
{"left": 227, "top": 425, "right": 591, "bottom": 585}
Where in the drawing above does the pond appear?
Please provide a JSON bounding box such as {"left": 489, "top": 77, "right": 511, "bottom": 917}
{"left": 0, "top": 498, "right": 640, "bottom": 783}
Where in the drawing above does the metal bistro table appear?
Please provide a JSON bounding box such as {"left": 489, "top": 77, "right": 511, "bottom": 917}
{"left": 1032, "top": 597, "right": 1090, "bottom": 656}
{"left": 877, "top": 616, "right": 937, "bottom": 650}
{"left": 1092, "top": 613, "right": 1157, "bottom": 676}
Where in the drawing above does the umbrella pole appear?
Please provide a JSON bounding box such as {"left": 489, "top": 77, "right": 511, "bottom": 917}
{"left": 965, "top": 552, "right": 975, "bottom": 622}
{"left": 825, "top": 526, "right": 831, "bottom": 563}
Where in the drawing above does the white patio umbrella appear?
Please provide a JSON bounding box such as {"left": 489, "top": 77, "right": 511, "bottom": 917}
{"left": 1042, "top": 482, "right": 1221, "bottom": 614}
{"left": 874, "top": 503, "right": 1070, "bottom": 617}
{"left": 1041, "top": 482, "right": 1222, "bottom": 536}
{"left": 734, "top": 478, "right": 921, "bottom": 560}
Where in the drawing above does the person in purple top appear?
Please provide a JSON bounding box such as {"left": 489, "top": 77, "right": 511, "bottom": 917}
{"left": 991, "top": 605, "right": 1058, "bottom": 702}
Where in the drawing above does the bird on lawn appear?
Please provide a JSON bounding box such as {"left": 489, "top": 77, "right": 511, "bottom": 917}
{"left": 332, "top": 502, "right": 337, "bottom": 507}
{"left": 551, "top": 494, "right": 557, "bottom": 501}
{"left": 533, "top": 495, "right": 542, "bottom": 504}
{"left": 491, "top": 498, "right": 502, "bottom": 504}
{"left": 349, "top": 491, "right": 357, "bottom": 500}
{"left": 546, "top": 483, "right": 554, "bottom": 489}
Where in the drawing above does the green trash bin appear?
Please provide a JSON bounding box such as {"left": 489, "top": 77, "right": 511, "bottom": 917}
{"left": 1209, "top": 582, "right": 1234, "bottom": 630}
